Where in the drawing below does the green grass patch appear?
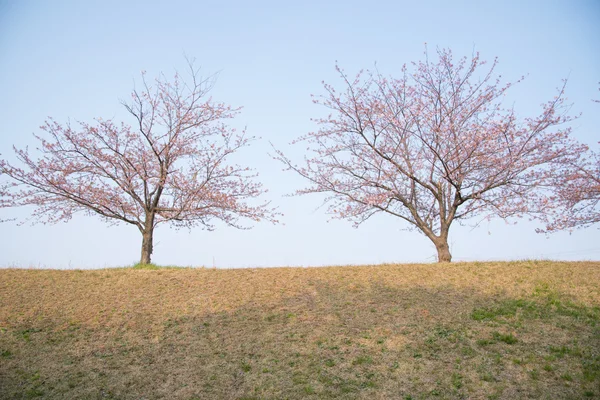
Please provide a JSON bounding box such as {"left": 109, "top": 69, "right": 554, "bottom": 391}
{"left": 492, "top": 331, "right": 517, "bottom": 344}
{"left": 0, "top": 348, "right": 13, "bottom": 358}
{"left": 131, "top": 263, "right": 190, "bottom": 270}
{"left": 472, "top": 293, "right": 599, "bottom": 327}
{"left": 352, "top": 355, "right": 373, "bottom": 366}
{"left": 471, "top": 299, "right": 537, "bottom": 321}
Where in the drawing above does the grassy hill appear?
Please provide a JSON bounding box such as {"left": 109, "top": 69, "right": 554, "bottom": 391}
{"left": 1, "top": 261, "right": 599, "bottom": 399}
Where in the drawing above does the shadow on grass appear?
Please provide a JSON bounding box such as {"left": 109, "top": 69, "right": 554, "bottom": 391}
{"left": 1, "top": 279, "right": 599, "bottom": 399}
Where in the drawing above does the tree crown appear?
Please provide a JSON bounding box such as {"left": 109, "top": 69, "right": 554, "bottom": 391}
{"left": 0, "top": 63, "right": 278, "bottom": 232}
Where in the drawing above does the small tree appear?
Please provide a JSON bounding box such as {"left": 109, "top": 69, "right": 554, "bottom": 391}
{"left": 0, "top": 62, "right": 277, "bottom": 264}
{"left": 275, "top": 48, "right": 586, "bottom": 262}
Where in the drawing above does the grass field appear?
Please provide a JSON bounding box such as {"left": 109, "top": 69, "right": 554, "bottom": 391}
{"left": 1, "top": 261, "right": 599, "bottom": 399}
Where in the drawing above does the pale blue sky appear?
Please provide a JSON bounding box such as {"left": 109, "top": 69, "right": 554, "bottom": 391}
{"left": 1, "top": 0, "right": 599, "bottom": 268}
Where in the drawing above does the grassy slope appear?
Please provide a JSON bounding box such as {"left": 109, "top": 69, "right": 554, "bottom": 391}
{"left": 0, "top": 261, "right": 599, "bottom": 399}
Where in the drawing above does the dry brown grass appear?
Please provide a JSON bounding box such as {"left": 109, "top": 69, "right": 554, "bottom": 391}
{"left": 0, "top": 261, "right": 599, "bottom": 399}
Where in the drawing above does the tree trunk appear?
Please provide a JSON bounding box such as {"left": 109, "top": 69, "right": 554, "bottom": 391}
{"left": 433, "top": 237, "right": 452, "bottom": 263}
{"left": 140, "top": 229, "right": 153, "bottom": 264}
{"left": 139, "top": 212, "right": 155, "bottom": 264}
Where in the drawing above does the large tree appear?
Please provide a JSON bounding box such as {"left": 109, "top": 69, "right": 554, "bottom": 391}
{"left": 542, "top": 90, "right": 600, "bottom": 233}
{"left": 542, "top": 144, "right": 599, "bottom": 232}
{"left": 0, "top": 63, "right": 277, "bottom": 264}
{"left": 275, "top": 48, "right": 586, "bottom": 262}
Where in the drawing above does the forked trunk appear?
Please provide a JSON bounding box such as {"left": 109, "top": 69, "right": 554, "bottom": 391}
{"left": 434, "top": 237, "right": 452, "bottom": 263}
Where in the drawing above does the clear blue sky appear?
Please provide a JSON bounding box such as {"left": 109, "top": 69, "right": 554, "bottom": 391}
{"left": 1, "top": 0, "right": 599, "bottom": 268}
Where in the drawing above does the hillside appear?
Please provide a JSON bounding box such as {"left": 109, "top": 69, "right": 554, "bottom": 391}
{"left": 1, "top": 261, "right": 599, "bottom": 399}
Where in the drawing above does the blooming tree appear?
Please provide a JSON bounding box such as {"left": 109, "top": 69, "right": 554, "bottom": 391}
{"left": 538, "top": 88, "right": 600, "bottom": 233}
{"left": 0, "top": 63, "right": 277, "bottom": 264}
{"left": 543, "top": 147, "right": 599, "bottom": 232}
{"left": 275, "top": 48, "right": 586, "bottom": 262}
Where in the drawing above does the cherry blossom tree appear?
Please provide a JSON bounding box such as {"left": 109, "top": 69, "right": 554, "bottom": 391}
{"left": 542, "top": 146, "right": 599, "bottom": 232}
{"left": 537, "top": 87, "right": 599, "bottom": 233}
{"left": 275, "top": 48, "right": 586, "bottom": 262}
{"left": 0, "top": 63, "right": 277, "bottom": 264}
